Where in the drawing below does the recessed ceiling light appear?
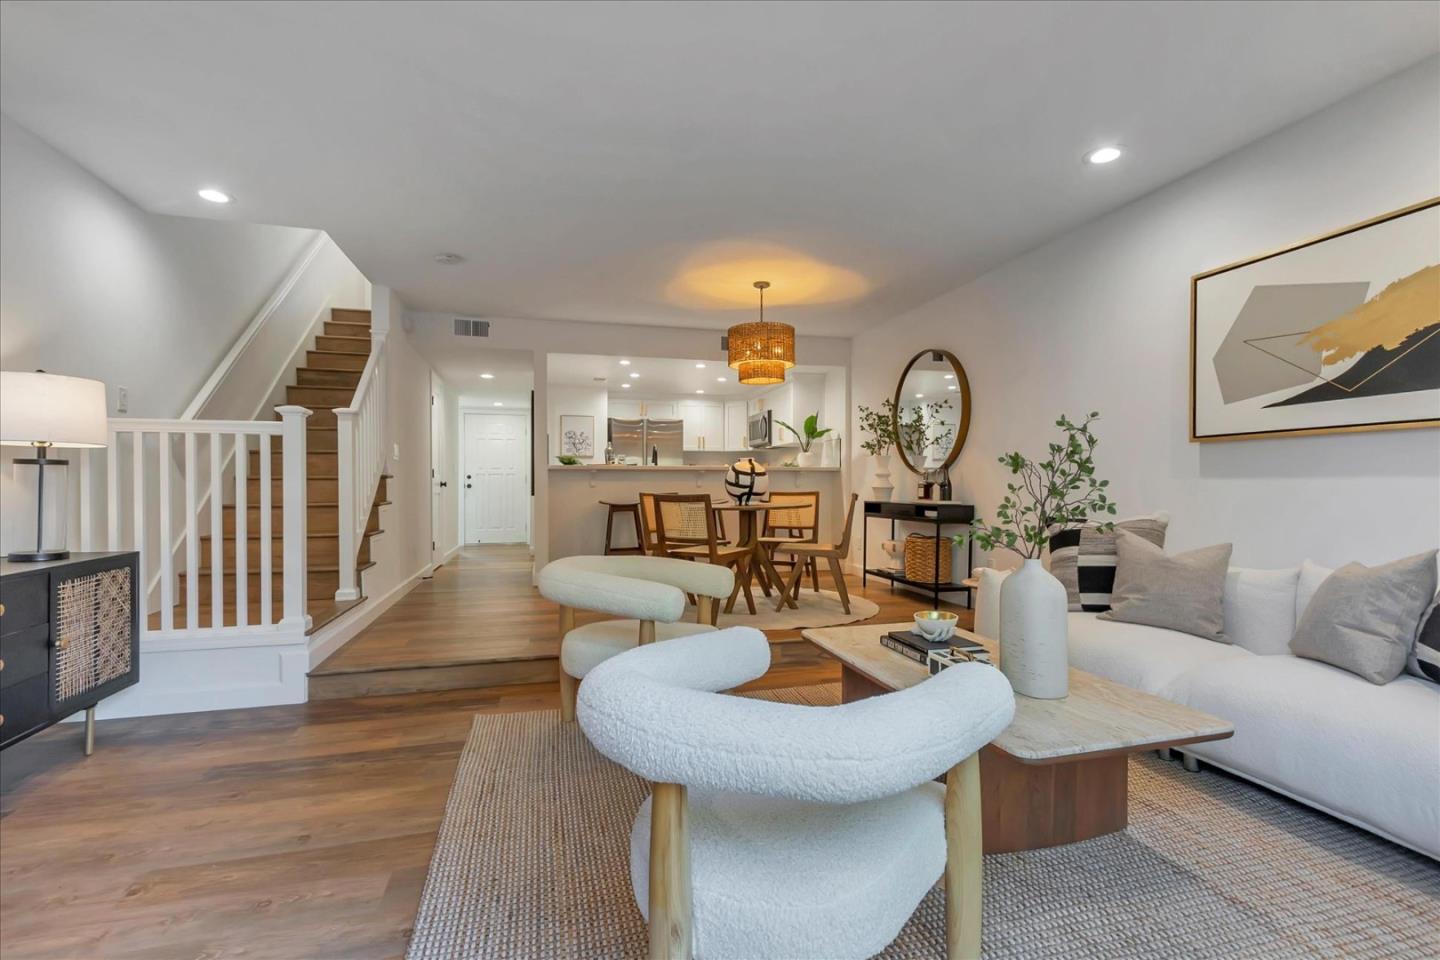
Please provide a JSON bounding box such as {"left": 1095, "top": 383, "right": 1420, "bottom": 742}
{"left": 915, "top": 393, "right": 924, "bottom": 399}
{"left": 621, "top": 383, "right": 631, "bottom": 389}
{"left": 695, "top": 362, "right": 706, "bottom": 369}
{"left": 695, "top": 389, "right": 705, "bottom": 394}
{"left": 943, "top": 373, "right": 954, "bottom": 380}
{"left": 492, "top": 401, "right": 503, "bottom": 407}
{"left": 479, "top": 373, "right": 495, "bottom": 380}
{"left": 197, "top": 188, "right": 232, "bottom": 204}
{"left": 1084, "top": 145, "right": 1123, "bottom": 165}
{"left": 629, "top": 372, "right": 640, "bottom": 379}
{"left": 618, "top": 359, "right": 631, "bottom": 366}
{"left": 434, "top": 252, "right": 464, "bottom": 265}
{"left": 716, "top": 377, "right": 726, "bottom": 383}
{"left": 947, "top": 385, "right": 958, "bottom": 391}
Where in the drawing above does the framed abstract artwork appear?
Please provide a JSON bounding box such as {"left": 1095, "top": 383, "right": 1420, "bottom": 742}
{"left": 1190, "top": 197, "right": 1439, "bottom": 442}
{"left": 559, "top": 414, "right": 594, "bottom": 458}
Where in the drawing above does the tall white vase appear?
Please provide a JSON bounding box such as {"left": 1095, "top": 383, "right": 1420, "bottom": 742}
{"left": 870, "top": 453, "right": 893, "bottom": 500}
{"left": 998, "top": 558, "right": 1069, "bottom": 699}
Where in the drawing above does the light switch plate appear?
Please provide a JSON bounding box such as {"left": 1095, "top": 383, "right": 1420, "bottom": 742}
{"left": 115, "top": 386, "right": 129, "bottom": 414}
{"left": 393, "top": 443, "right": 401, "bottom": 461}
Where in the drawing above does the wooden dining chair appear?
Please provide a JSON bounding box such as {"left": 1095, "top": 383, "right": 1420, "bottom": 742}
{"left": 772, "top": 493, "right": 860, "bottom": 614}
{"left": 759, "top": 490, "right": 821, "bottom": 595}
{"left": 654, "top": 493, "right": 756, "bottom": 616}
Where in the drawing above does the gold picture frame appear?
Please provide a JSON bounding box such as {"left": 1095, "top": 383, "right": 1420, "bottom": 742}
{"left": 1189, "top": 196, "right": 1440, "bottom": 442}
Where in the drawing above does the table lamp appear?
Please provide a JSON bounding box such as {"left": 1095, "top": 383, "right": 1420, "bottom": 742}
{"left": 0, "top": 370, "right": 109, "bottom": 561}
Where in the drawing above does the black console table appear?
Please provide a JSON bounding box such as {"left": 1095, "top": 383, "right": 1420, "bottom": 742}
{"left": 862, "top": 500, "right": 975, "bottom": 609}
{"left": 1, "top": 552, "right": 140, "bottom": 754}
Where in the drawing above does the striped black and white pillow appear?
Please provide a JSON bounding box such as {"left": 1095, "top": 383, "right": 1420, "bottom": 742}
{"left": 1407, "top": 592, "right": 1440, "bottom": 684}
{"left": 1049, "top": 513, "right": 1169, "bottom": 612}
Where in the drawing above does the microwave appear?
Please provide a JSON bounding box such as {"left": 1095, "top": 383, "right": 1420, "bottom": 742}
{"left": 747, "top": 410, "right": 772, "bottom": 448}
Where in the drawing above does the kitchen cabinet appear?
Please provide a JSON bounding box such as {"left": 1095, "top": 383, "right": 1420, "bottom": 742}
{"left": 608, "top": 398, "right": 642, "bottom": 420}
{"left": 644, "top": 400, "right": 677, "bottom": 419}
{"left": 677, "top": 398, "right": 725, "bottom": 451}
{"left": 724, "top": 401, "right": 748, "bottom": 450}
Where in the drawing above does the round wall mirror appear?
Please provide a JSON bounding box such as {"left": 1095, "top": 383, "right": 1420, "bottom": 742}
{"left": 892, "top": 348, "right": 972, "bottom": 476}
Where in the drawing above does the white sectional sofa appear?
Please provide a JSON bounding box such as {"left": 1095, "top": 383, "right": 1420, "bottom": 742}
{"left": 1064, "top": 568, "right": 1440, "bottom": 861}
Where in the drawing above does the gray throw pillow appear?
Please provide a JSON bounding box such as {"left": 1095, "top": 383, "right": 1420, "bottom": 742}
{"left": 1097, "top": 531, "right": 1233, "bottom": 642}
{"left": 1290, "top": 551, "right": 1439, "bottom": 685}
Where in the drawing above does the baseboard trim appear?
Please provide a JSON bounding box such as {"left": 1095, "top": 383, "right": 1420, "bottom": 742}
{"left": 306, "top": 561, "right": 431, "bottom": 670}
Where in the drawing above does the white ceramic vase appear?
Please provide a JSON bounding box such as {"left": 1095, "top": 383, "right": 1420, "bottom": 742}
{"left": 870, "top": 453, "right": 893, "bottom": 500}
{"left": 797, "top": 448, "right": 820, "bottom": 468}
{"left": 998, "top": 558, "right": 1069, "bottom": 699}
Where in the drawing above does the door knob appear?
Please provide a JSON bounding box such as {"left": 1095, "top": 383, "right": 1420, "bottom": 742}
{"left": 439, "top": 481, "right": 448, "bottom": 487}
{"left": 466, "top": 484, "right": 472, "bottom": 489}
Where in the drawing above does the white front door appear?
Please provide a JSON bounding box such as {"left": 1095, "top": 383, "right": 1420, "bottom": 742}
{"left": 464, "top": 412, "right": 530, "bottom": 544}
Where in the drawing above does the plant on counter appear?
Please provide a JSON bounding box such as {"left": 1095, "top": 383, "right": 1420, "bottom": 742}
{"left": 556, "top": 454, "right": 582, "bottom": 466}
{"left": 954, "top": 411, "right": 1116, "bottom": 559}
{"left": 856, "top": 399, "right": 898, "bottom": 455}
{"left": 775, "top": 412, "right": 832, "bottom": 453}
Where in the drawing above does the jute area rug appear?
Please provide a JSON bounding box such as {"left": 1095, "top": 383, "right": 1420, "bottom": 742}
{"left": 684, "top": 589, "right": 881, "bottom": 631}
{"left": 406, "top": 685, "right": 1440, "bottom": 960}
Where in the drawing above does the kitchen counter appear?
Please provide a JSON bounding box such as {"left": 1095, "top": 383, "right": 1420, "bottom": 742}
{"left": 547, "top": 461, "right": 847, "bottom": 559}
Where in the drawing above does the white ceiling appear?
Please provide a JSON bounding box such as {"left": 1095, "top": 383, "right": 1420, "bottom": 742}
{"left": 548, "top": 353, "right": 841, "bottom": 400}
{"left": 426, "top": 343, "right": 534, "bottom": 408}
{"left": 2, "top": 2, "right": 1435, "bottom": 336}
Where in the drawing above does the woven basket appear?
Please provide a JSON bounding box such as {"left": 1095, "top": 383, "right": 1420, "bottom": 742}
{"left": 903, "top": 533, "right": 952, "bottom": 583}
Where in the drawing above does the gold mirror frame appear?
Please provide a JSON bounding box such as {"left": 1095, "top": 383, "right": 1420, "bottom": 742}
{"left": 892, "top": 348, "right": 972, "bottom": 476}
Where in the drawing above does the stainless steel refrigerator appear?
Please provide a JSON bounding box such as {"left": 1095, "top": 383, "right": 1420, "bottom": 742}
{"left": 607, "top": 417, "right": 684, "bottom": 465}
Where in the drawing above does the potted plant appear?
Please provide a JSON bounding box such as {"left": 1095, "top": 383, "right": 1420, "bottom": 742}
{"left": 857, "top": 400, "right": 899, "bottom": 499}
{"left": 954, "top": 411, "right": 1116, "bottom": 699}
{"left": 775, "top": 412, "right": 831, "bottom": 468}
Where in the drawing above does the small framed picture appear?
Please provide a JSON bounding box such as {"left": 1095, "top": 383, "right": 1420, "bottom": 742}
{"left": 559, "top": 415, "right": 595, "bottom": 459}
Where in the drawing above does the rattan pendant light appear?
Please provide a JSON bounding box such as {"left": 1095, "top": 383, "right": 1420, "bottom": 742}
{"left": 727, "top": 280, "right": 796, "bottom": 385}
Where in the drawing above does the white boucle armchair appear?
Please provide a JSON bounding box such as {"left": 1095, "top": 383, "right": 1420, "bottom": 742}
{"left": 578, "top": 628, "right": 1016, "bottom": 960}
{"left": 537, "top": 555, "right": 736, "bottom": 721}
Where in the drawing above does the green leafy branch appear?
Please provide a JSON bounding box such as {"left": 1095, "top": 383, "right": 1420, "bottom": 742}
{"left": 857, "top": 400, "right": 898, "bottom": 456}
{"left": 954, "top": 411, "right": 1116, "bottom": 560}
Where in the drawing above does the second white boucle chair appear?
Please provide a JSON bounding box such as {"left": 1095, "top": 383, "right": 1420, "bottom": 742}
{"left": 578, "top": 628, "right": 1016, "bottom": 960}
{"left": 537, "top": 555, "right": 736, "bottom": 721}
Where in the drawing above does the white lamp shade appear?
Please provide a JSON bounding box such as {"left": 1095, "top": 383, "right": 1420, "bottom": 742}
{"left": 0, "top": 371, "right": 109, "bottom": 448}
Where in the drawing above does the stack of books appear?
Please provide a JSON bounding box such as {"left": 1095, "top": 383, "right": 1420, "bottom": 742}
{"left": 880, "top": 629, "right": 990, "bottom": 665}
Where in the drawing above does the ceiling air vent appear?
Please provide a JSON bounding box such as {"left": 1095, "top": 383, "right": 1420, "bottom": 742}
{"left": 454, "top": 318, "right": 491, "bottom": 338}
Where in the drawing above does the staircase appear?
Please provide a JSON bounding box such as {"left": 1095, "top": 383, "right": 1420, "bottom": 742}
{"left": 158, "top": 308, "right": 390, "bottom": 632}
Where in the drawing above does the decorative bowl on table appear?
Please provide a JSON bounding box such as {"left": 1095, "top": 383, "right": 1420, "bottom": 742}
{"left": 912, "top": 609, "right": 959, "bottom": 642}
{"left": 724, "top": 457, "right": 769, "bottom": 504}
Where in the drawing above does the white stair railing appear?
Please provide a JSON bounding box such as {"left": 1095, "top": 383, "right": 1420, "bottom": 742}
{"left": 334, "top": 332, "right": 388, "bottom": 602}
{"left": 105, "top": 406, "right": 312, "bottom": 637}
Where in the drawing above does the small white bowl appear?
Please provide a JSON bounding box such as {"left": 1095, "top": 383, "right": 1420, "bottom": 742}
{"left": 913, "top": 610, "right": 959, "bottom": 642}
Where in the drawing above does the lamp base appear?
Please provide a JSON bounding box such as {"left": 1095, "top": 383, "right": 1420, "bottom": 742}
{"left": 6, "top": 549, "right": 70, "bottom": 563}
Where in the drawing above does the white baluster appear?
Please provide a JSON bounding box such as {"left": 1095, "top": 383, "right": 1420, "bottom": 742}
{"left": 133, "top": 431, "right": 145, "bottom": 623}
{"left": 260, "top": 432, "right": 273, "bottom": 627}
{"left": 159, "top": 432, "right": 174, "bottom": 632}
{"left": 277, "top": 405, "right": 311, "bottom": 629}
{"left": 80, "top": 447, "right": 94, "bottom": 553}
{"left": 335, "top": 408, "right": 359, "bottom": 601}
{"left": 235, "top": 433, "right": 248, "bottom": 628}
{"left": 185, "top": 432, "right": 199, "bottom": 630}
{"left": 209, "top": 432, "right": 223, "bottom": 626}
{"left": 106, "top": 427, "right": 119, "bottom": 551}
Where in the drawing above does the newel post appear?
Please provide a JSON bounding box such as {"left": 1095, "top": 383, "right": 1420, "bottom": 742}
{"left": 335, "top": 407, "right": 360, "bottom": 602}
{"left": 277, "top": 405, "right": 311, "bottom": 630}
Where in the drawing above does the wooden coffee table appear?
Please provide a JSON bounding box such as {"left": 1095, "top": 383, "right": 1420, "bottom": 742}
{"left": 802, "top": 623, "right": 1234, "bottom": 853}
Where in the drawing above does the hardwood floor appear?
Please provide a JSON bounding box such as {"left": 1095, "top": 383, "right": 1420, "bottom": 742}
{"left": 1, "top": 547, "right": 970, "bottom": 960}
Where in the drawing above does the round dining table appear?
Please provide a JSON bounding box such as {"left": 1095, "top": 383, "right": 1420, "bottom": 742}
{"left": 711, "top": 502, "right": 799, "bottom": 612}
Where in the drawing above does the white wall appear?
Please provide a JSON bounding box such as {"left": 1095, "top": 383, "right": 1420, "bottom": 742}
{"left": 549, "top": 384, "right": 608, "bottom": 463}
{"left": 853, "top": 58, "right": 1440, "bottom": 573}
